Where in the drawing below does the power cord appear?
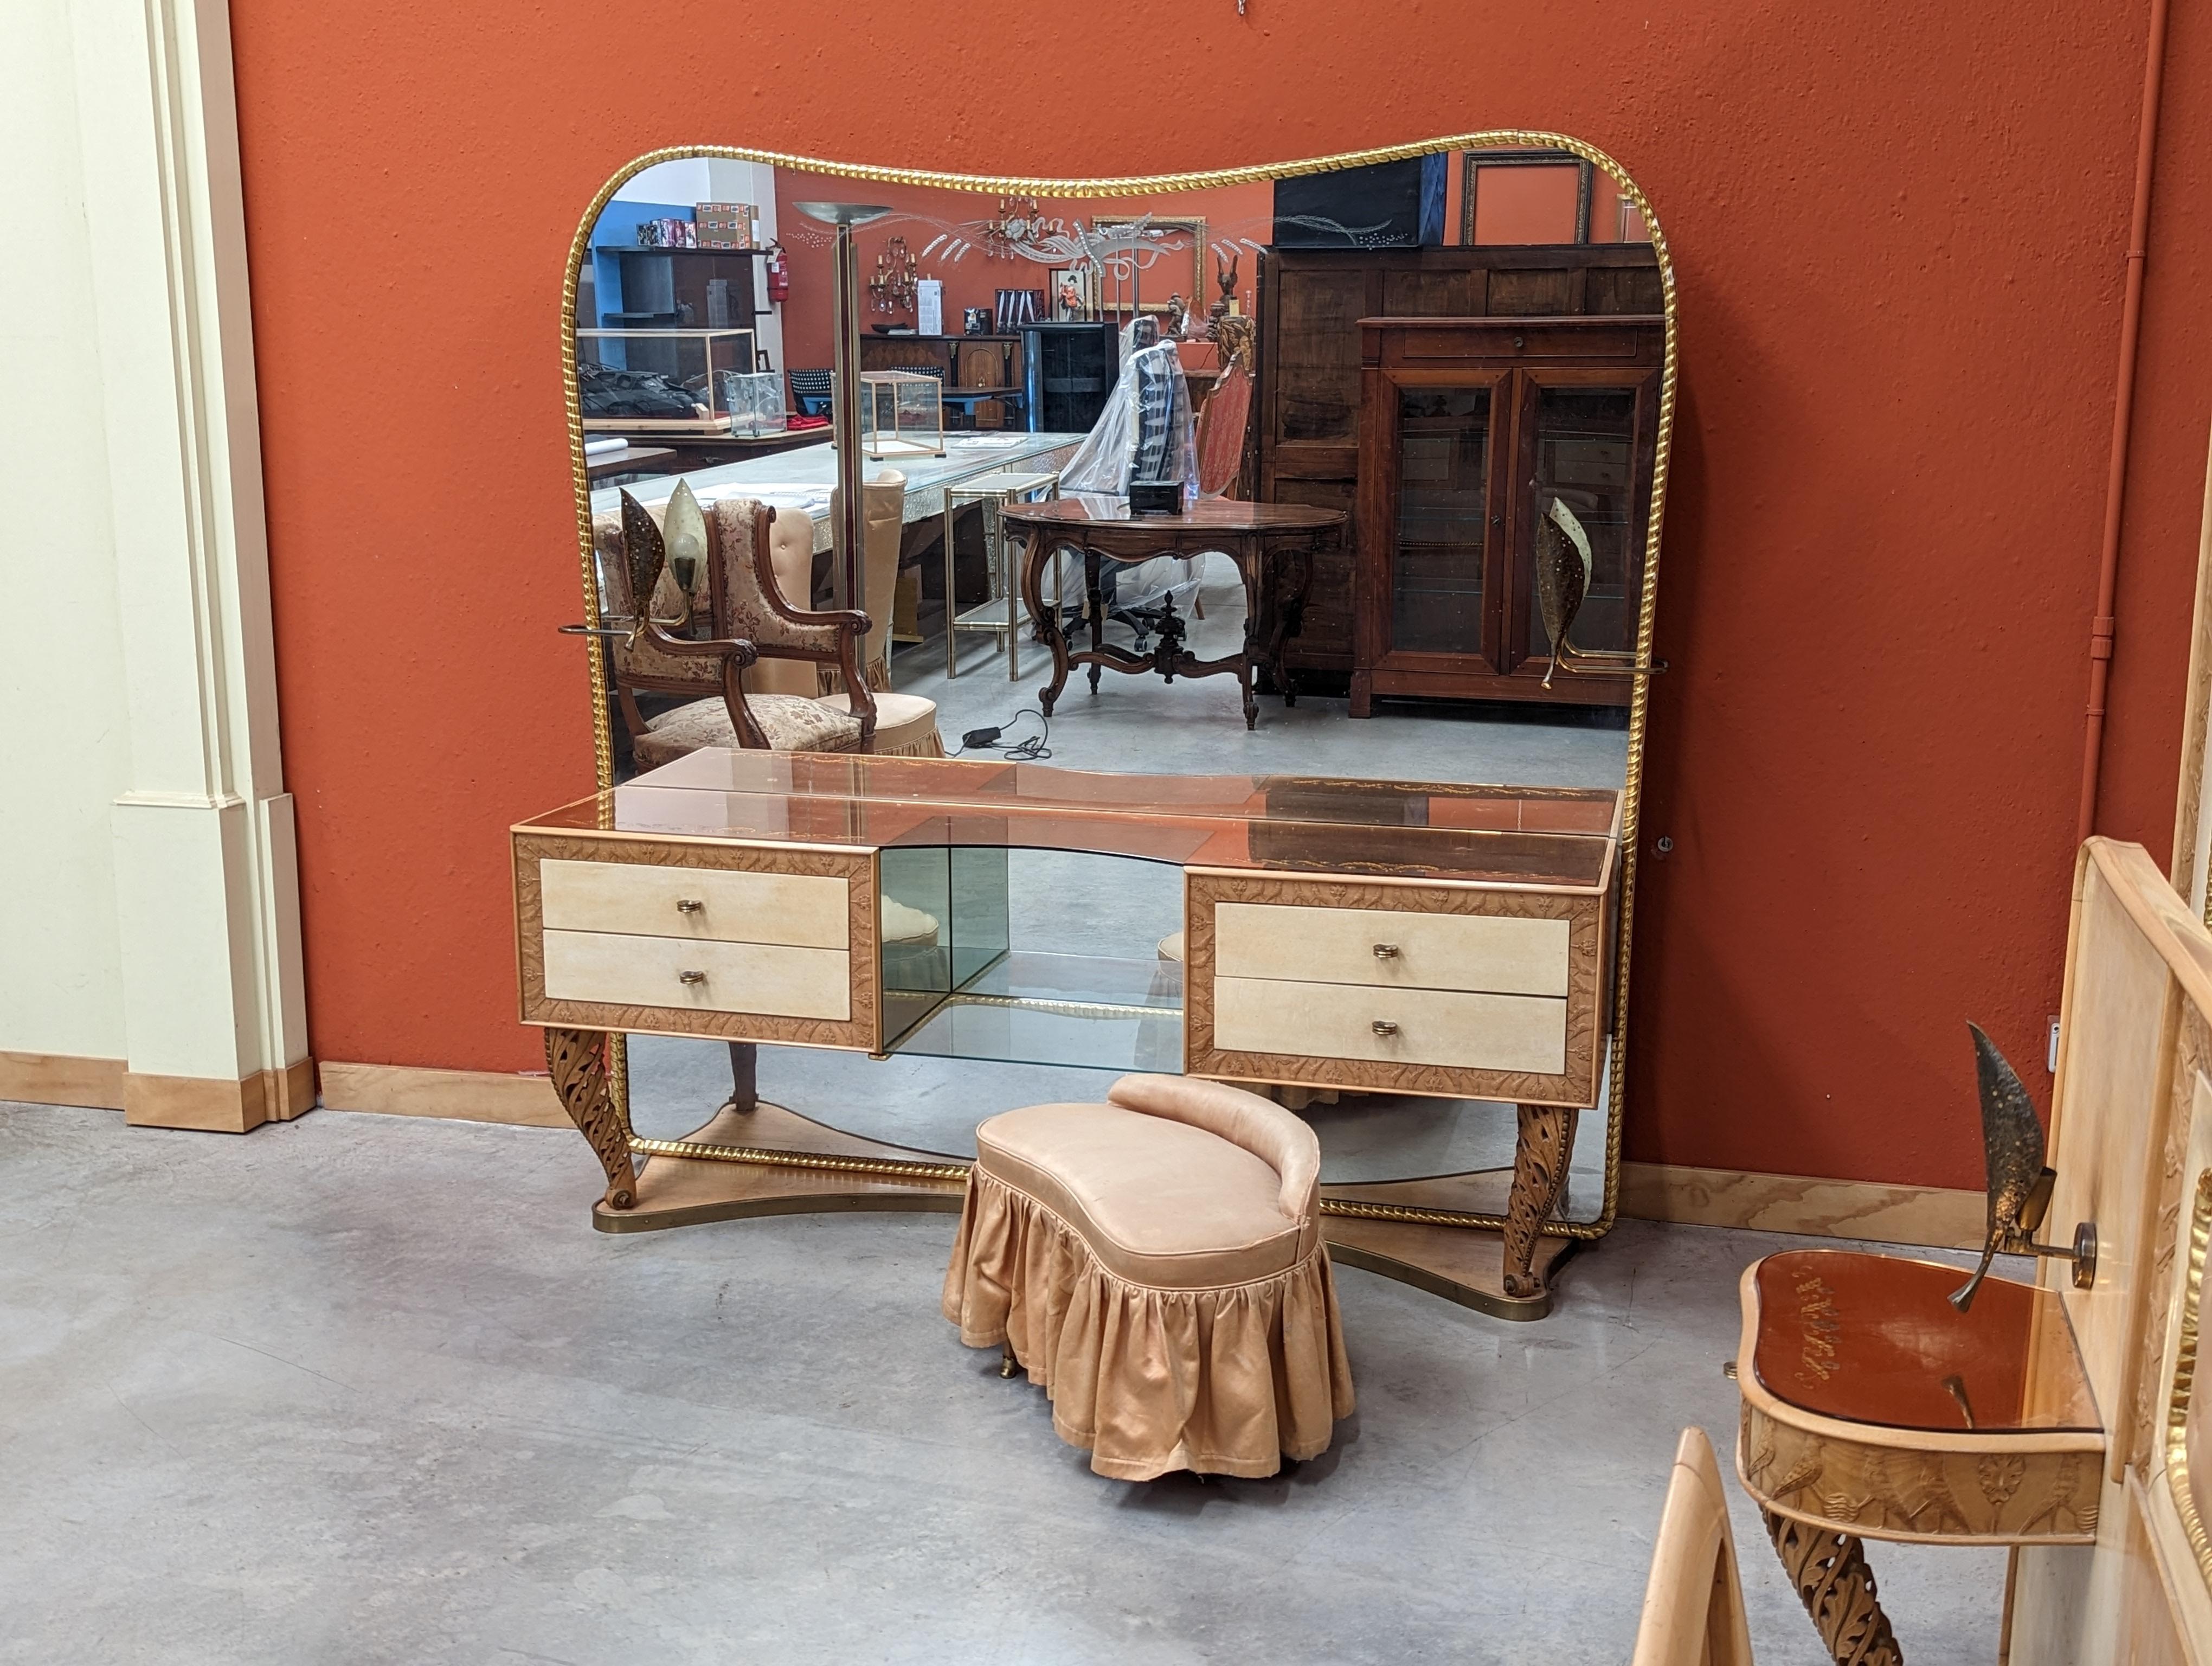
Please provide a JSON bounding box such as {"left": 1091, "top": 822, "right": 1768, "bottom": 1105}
{"left": 954, "top": 706, "right": 1052, "bottom": 761}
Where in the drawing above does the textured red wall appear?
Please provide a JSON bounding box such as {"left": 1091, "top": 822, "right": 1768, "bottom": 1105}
{"left": 229, "top": 0, "right": 2211, "bottom": 1189}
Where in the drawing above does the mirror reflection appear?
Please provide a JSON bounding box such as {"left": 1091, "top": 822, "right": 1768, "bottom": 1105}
{"left": 567, "top": 145, "right": 1666, "bottom": 1233}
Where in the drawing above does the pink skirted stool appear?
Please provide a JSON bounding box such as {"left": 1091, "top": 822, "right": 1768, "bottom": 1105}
{"left": 941, "top": 1073, "right": 1355, "bottom": 1480}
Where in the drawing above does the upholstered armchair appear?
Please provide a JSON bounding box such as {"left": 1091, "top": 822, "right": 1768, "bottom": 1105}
{"left": 599, "top": 490, "right": 873, "bottom": 770}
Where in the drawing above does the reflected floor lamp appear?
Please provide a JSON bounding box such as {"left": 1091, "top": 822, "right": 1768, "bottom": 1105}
{"left": 793, "top": 202, "right": 892, "bottom": 616}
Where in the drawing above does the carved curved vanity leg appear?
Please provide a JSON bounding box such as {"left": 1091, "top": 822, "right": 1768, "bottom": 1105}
{"left": 1763, "top": 1510, "right": 1905, "bottom": 1666}
{"left": 544, "top": 1027, "right": 635, "bottom": 1211}
{"left": 1503, "top": 1103, "right": 1577, "bottom": 1298}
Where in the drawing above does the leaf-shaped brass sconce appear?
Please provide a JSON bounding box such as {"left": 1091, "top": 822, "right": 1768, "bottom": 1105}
{"left": 663, "top": 479, "right": 709, "bottom": 623}
{"left": 1536, "top": 498, "right": 1592, "bottom": 690}
{"left": 619, "top": 489, "right": 670, "bottom": 650}
{"left": 1950, "top": 1022, "right": 2095, "bottom": 1311}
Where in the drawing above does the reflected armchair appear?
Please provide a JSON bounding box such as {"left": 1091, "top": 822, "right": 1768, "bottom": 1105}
{"left": 599, "top": 490, "right": 873, "bottom": 770}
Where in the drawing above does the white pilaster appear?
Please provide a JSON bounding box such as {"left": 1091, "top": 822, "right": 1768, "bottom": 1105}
{"left": 68, "top": 0, "right": 307, "bottom": 1128}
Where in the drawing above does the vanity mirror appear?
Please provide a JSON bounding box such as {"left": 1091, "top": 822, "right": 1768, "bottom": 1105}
{"left": 534, "top": 134, "right": 1674, "bottom": 1317}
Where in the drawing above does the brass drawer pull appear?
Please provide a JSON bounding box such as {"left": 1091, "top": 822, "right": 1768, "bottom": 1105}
{"left": 1373, "top": 943, "right": 1399, "bottom": 959}
{"left": 1372, "top": 1019, "right": 1399, "bottom": 1037}
{"left": 678, "top": 969, "right": 708, "bottom": 985}
{"left": 676, "top": 898, "right": 705, "bottom": 914}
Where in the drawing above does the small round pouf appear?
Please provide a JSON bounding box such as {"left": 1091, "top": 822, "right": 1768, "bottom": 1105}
{"left": 941, "top": 1074, "right": 1354, "bottom": 1480}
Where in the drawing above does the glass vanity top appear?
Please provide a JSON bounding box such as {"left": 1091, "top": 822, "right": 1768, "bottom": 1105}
{"left": 521, "top": 748, "right": 1622, "bottom": 888}
{"left": 1750, "top": 1250, "right": 2100, "bottom": 1436}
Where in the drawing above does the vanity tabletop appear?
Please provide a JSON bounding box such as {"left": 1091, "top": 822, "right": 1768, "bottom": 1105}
{"left": 1741, "top": 1249, "right": 2100, "bottom": 1438}
{"left": 517, "top": 748, "right": 1622, "bottom": 889}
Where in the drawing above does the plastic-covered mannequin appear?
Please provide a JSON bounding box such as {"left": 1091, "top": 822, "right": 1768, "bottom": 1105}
{"left": 1055, "top": 316, "right": 1201, "bottom": 627}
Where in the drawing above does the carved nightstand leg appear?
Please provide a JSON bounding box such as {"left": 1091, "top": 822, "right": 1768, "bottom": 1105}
{"left": 1764, "top": 1510, "right": 1905, "bottom": 1666}
{"left": 544, "top": 1027, "right": 636, "bottom": 1211}
{"left": 1503, "top": 1103, "right": 1578, "bottom": 1298}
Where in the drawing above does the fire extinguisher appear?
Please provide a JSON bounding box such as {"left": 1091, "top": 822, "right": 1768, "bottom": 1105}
{"left": 763, "top": 242, "right": 790, "bottom": 305}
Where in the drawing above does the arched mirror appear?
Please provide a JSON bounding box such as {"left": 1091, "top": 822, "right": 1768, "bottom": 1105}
{"left": 541, "top": 136, "right": 1674, "bottom": 1316}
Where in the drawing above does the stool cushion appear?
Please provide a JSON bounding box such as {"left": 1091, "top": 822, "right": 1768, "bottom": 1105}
{"left": 976, "top": 1103, "right": 1303, "bottom": 1289}
{"left": 816, "top": 689, "right": 944, "bottom": 759}
{"left": 943, "top": 1075, "right": 1355, "bottom": 1481}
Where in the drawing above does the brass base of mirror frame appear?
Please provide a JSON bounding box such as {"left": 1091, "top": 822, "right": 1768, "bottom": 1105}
{"left": 1324, "top": 1215, "right": 1579, "bottom": 1321}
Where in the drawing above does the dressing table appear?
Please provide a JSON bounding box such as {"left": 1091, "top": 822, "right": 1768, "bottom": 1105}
{"left": 512, "top": 748, "right": 1619, "bottom": 1310}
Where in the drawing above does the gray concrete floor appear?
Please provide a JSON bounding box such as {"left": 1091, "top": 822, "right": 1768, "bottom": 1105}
{"left": 3, "top": 1101, "right": 2010, "bottom": 1664}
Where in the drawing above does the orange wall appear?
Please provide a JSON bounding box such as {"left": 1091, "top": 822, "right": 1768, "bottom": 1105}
{"left": 228, "top": 0, "right": 2211, "bottom": 1190}
{"left": 773, "top": 172, "right": 1271, "bottom": 371}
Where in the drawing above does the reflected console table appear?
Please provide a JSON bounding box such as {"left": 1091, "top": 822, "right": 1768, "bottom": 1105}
{"left": 512, "top": 748, "right": 1621, "bottom": 1315}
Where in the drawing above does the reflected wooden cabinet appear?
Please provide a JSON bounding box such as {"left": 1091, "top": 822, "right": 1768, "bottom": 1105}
{"left": 1253, "top": 244, "right": 1664, "bottom": 688}
{"left": 1352, "top": 315, "right": 1662, "bottom": 712}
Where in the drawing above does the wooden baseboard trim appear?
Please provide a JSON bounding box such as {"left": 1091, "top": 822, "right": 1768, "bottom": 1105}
{"left": 318, "top": 1061, "right": 569, "bottom": 1129}
{"left": 0, "top": 1050, "right": 128, "bottom": 1110}
{"left": 1618, "top": 1160, "right": 1984, "bottom": 1251}
{"left": 124, "top": 1058, "right": 317, "bottom": 1133}
{"left": 4, "top": 1052, "right": 312, "bottom": 1132}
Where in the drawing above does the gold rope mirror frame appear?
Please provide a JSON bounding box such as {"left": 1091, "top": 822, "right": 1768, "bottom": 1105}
{"left": 558, "top": 132, "right": 1678, "bottom": 1244}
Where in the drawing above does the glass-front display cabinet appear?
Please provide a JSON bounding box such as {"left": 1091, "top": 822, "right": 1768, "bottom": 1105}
{"left": 1351, "top": 314, "right": 1663, "bottom": 712}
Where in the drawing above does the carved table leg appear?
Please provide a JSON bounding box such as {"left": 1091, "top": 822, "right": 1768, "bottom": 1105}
{"left": 544, "top": 1027, "right": 635, "bottom": 1211}
{"left": 1763, "top": 1510, "right": 1905, "bottom": 1665}
{"left": 1502, "top": 1103, "right": 1578, "bottom": 1298}
{"left": 1021, "top": 529, "right": 1069, "bottom": 716}
{"left": 1084, "top": 549, "right": 1105, "bottom": 695}
{"left": 1236, "top": 544, "right": 1260, "bottom": 729}
{"left": 726, "top": 1040, "right": 757, "bottom": 1114}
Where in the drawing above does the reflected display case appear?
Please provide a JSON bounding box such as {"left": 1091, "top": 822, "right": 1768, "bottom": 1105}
{"left": 860, "top": 370, "right": 947, "bottom": 459}
{"left": 576, "top": 328, "right": 760, "bottom": 430}
{"left": 1352, "top": 314, "right": 1663, "bottom": 711}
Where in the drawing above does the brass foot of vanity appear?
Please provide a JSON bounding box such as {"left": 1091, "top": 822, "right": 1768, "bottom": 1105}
{"left": 1763, "top": 1509, "right": 1905, "bottom": 1666}
{"left": 1322, "top": 1208, "right": 1579, "bottom": 1320}
{"left": 544, "top": 1027, "right": 636, "bottom": 1212}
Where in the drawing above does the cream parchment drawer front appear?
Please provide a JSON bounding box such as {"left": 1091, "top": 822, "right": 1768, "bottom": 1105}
{"left": 1183, "top": 866, "right": 1606, "bottom": 1104}
{"left": 540, "top": 858, "right": 848, "bottom": 949}
{"left": 1212, "top": 977, "right": 1567, "bottom": 1076}
{"left": 514, "top": 828, "right": 880, "bottom": 1049}
{"left": 542, "top": 930, "right": 851, "bottom": 1021}
{"left": 1214, "top": 902, "right": 1568, "bottom": 996}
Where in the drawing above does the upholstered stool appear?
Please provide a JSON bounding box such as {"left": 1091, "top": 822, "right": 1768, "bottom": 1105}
{"left": 942, "top": 1074, "right": 1354, "bottom": 1480}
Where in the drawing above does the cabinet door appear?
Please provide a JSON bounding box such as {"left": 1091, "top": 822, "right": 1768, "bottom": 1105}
{"left": 1365, "top": 370, "right": 1514, "bottom": 671}
{"left": 1507, "top": 366, "right": 1661, "bottom": 676}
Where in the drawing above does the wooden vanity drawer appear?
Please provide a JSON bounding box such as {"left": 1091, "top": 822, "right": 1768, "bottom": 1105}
{"left": 1213, "top": 977, "right": 1567, "bottom": 1075}
{"left": 514, "top": 826, "right": 882, "bottom": 1049}
{"left": 1182, "top": 866, "right": 1606, "bottom": 1104}
{"left": 539, "top": 858, "right": 848, "bottom": 949}
{"left": 542, "top": 930, "right": 851, "bottom": 1020}
{"left": 1214, "top": 901, "right": 1568, "bottom": 996}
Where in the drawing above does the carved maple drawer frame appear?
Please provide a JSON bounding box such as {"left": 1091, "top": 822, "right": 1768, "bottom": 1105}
{"left": 513, "top": 828, "right": 884, "bottom": 1053}
{"left": 1180, "top": 866, "right": 1608, "bottom": 1106}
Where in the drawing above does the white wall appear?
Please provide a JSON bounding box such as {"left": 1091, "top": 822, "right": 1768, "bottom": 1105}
{"left": 612, "top": 156, "right": 785, "bottom": 371}
{"left": 0, "top": 0, "right": 306, "bottom": 1120}
{"left": 0, "top": 0, "right": 132, "bottom": 1060}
